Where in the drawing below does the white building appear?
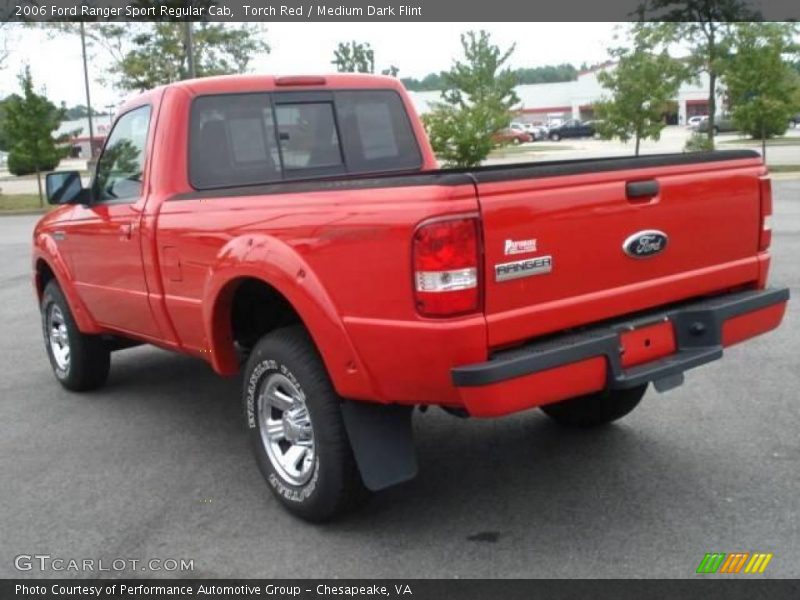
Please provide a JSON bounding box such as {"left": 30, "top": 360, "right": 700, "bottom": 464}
{"left": 408, "top": 64, "right": 722, "bottom": 126}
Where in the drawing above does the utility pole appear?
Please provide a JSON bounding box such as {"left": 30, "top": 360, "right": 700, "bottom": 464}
{"left": 79, "top": 22, "right": 96, "bottom": 157}
{"left": 185, "top": 21, "right": 195, "bottom": 79}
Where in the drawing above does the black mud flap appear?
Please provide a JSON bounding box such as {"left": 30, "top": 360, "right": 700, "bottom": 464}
{"left": 341, "top": 401, "right": 417, "bottom": 491}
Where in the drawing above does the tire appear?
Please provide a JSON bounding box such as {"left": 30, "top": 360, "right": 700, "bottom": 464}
{"left": 550, "top": 133, "right": 561, "bottom": 141}
{"left": 512, "top": 137, "right": 521, "bottom": 145}
{"left": 713, "top": 126, "right": 720, "bottom": 135}
{"left": 540, "top": 385, "right": 647, "bottom": 428}
{"left": 243, "top": 325, "right": 366, "bottom": 522}
{"left": 40, "top": 280, "right": 110, "bottom": 391}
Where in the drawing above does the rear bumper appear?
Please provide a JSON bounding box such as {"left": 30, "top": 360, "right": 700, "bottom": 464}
{"left": 452, "top": 287, "right": 789, "bottom": 417}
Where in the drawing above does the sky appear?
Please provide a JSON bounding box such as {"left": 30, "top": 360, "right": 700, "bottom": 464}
{"left": 0, "top": 22, "right": 620, "bottom": 110}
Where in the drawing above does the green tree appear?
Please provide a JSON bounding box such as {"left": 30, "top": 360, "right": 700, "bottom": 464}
{"left": 402, "top": 64, "right": 579, "bottom": 92}
{"left": 35, "top": 21, "right": 268, "bottom": 91}
{"left": 60, "top": 104, "right": 106, "bottom": 121}
{"left": 0, "top": 95, "right": 15, "bottom": 152}
{"left": 636, "top": 0, "right": 760, "bottom": 147}
{"left": 594, "top": 32, "right": 685, "bottom": 155}
{"left": 2, "top": 67, "right": 70, "bottom": 205}
{"left": 424, "top": 30, "right": 519, "bottom": 167}
{"left": 515, "top": 64, "right": 579, "bottom": 84}
{"left": 332, "top": 41, "right": 375, "bottom": 73}
{"left": 112, "top": 23, "right": 268, "bottom": 91}
{"left": 723, "top": 22, "right": 800, "bottom": 157}
{"left": 401, "top": 72, "right": 445, "bottom": 91}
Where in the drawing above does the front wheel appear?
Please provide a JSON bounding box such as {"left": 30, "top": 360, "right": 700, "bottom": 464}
{"left": 540, "top": 385, "right": 647, "bottom": 428}
{"left": 41, "top": 281, "right": 110, "bottom": 391}
{"left": 549, "top": 133, "right": 561, "bottom": 141}
{"left": 243, "top": 326, "right": 366, "bottom": 522}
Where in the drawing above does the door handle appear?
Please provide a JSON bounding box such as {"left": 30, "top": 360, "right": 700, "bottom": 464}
{"left": 53, "top": 230, "right": 66, "bottom": 241}
{"left": 626, "top": 180, "right": 660, "bottom": 200}
{"left": 119, "top": 222, "right": 136, "bottom": 240}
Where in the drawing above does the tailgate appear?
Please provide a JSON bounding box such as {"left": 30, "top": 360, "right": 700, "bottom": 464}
{"left": 474, "top": 151, "right": 766, "bottom": 347}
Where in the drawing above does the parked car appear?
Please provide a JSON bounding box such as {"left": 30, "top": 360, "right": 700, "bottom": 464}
{"left": 528, "top": 124, "right": 549, "bottom": 141}
{"left": 696, "top": 117, "right": 738, "bottom": 135}
{"left": 35, "top": 73, "right": 788, "bottom": 521}
{"left": 582, "top": 120, "right": 605, "bottom": 139}
{"left": 548, "top": 119, "right": 596, "bottom": 141}
{"left": 789, "top": 113, "right": 800, "bottom": 128}
{"left": 510, "top": 122, "right": 548, "bottom": 141}
{"left": 495, "top": 127, "right": 532, "bottom": 145}
{"left": 687, "top": 115, "right": 707, "bottom": 128}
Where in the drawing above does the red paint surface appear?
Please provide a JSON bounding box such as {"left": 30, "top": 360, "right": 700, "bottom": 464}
{"left": 31, "top": 74, "right": 786, "bottom": 417}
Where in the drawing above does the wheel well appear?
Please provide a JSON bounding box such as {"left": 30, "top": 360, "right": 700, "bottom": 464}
{"left": 229, "top": 278, "right": 302, "bottom": 351}
{"left": 36, "top": 259, "right": 56, "bottom": 300}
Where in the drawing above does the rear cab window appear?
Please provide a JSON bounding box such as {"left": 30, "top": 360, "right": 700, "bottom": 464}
{"left": 188, "top": 89, "right": 422, "bottom": 190}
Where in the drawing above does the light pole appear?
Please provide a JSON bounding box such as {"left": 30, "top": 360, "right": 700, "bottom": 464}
{"left": 79, "top": 22, "right": 96, "bottom": 158}
{"left": 185, "top": 21, "right": 195, "bottom": 79}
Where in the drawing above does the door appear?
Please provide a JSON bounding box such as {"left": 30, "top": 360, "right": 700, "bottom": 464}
{"left": 67, "top": 105, "right": 161, "bottom": 339}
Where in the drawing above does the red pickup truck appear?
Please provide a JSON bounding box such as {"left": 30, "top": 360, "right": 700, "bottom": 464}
{"left": 34, "top": 74, "right": 788, "bottom": 521}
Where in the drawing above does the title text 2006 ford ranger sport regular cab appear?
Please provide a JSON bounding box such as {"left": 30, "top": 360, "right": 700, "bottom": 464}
{"left": 34, "top": 74, "right": 788, "bottom": 521}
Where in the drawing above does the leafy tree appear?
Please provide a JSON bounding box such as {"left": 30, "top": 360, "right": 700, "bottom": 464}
{"left": 402, "top": 64, "right": 578, "bottom": 92}
{"left": 636, "top": 0, "right": 760, "bottom": 147}
{"left": 59, "top": 103, "right": 106, "bottom": 121}
{"left": 515, "top": 64, "right": 579, "bottom": 84}
{"left": 2, "top": 68, "right": 70, "bottom": 205}
{"left": 0, "top": 95, "right": 15, "bottom": 152}
{"left": 594, "top": 31, "right": 685, "bottom": 155}
{"left": 424, "top": 30, "right": 519, "bottom": 167}
{"left": 331, "top": 41, "right": 375, "bottom": 73}
{"left": 723, "top": 22, "right": 799, "bottom": 157}
{"left": 401, "top": 72, "right": 445, "bottom": 91}
{"left": 38, "top": 20, "right": 268, "bottom": 91}
{"left": 111, "top": 23, "right": 268, "bottom": 91}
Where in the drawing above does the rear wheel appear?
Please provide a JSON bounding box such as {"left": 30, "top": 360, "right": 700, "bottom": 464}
{"left": 40, "top": 281, "right": 110, "bottom": 391}
{"left": 243, "top": 326, "right": 366, "bottom": 521}
{"left": 540, "top": 385, "right": 647, "bottom": 428}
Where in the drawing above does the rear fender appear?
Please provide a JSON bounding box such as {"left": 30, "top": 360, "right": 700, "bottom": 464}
{"left": 203, "top": 234, "right": 375, "bottom": 400}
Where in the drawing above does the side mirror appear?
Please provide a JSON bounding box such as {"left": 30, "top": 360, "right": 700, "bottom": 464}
{"left": 45, "top": 171, "right": 87, "bottom": 205}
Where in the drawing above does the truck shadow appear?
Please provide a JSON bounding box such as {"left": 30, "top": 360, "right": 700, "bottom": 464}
{"left": 103, "top": 347, "right": 713, "bottom": 541}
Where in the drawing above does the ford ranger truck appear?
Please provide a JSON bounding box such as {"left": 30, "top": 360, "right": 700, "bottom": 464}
{"left": 34, "top": 74, "right": 789, "bottom": 521}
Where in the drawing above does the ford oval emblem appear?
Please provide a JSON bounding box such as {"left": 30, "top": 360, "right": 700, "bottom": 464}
{"left": 623, "top": 230, "right": 668, "bottom": 258}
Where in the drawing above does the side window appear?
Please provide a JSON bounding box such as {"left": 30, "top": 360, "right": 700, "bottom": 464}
{"left": 334, "top": 91, "right": 421, "bottom": 172}
{"left": 274, "top": 102, "right": 343, "bottom": 171}
{"left": 189, "top": 94, "right": 281, "bottom": 189}
{"left": 93, "top": 106, "right": 151, "bottom": 203}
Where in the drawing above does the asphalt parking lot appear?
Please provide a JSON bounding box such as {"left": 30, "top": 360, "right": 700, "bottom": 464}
{"left": 1, "top": 180, "right": 799, "bottom": 579}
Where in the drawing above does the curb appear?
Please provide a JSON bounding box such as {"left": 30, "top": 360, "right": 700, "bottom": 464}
{"left": 0, "top": 209, "right": 49, "bottom": 216}
{"left": 769, "top": 172, "right": 800, "bottom": 180}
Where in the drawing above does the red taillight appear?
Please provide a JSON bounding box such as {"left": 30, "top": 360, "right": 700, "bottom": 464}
{"left": 759, "top": 176, "right": 772, "bottom": 251}
{"left": 413, "top": 216, "right": 481, "bottom": 317}
{"left": 275, "top": 76, "right": 327, "bottom": 86}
